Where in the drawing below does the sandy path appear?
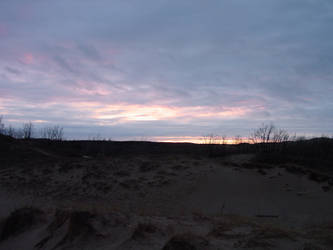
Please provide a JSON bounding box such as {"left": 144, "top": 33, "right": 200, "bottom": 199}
{"left": 178, "top": 165, "right": 333, "bottom": 226}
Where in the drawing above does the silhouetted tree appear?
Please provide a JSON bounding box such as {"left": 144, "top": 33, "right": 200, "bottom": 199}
{"left": 40, "top": 125, "right": 64, "bottom": 140}
{"left": 22, "top": 122, "right": 33, "bottom": 139}
{"left": 250, "top": 123, "right": 275, "bottom": 144}
{"left": 250, "top": 123, "right": 291, "bottom": 152}
{"left": 272, "top": 128, "right": 289, "bottom": 143}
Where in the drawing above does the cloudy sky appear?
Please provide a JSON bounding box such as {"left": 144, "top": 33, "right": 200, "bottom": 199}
{"left": 0, "top": 0, "right": 333, "bottom": 141}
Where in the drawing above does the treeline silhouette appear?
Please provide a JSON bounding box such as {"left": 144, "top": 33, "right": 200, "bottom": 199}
{"left": 1, "top": 116, "right": 332, "bottom": 171}
{"left": 0, "top": 116, "right": 63, "bottom": 140}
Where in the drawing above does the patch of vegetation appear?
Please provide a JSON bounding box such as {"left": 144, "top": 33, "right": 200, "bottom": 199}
{"left": 253, "top": 138, "right": 333, "bottom": 171}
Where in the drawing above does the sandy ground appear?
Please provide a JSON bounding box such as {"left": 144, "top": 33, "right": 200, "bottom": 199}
{"left": 0, "top": 153, "right": 332, "bottom": 249}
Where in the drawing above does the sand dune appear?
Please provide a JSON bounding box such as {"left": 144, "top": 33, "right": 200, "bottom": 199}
{"left": 0, "top": 139, "right": 332, "bottom": 249}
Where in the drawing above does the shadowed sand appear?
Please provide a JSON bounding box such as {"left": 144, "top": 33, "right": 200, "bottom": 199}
{"left": 0, "top": 139, "right": 332, "bottom": 249}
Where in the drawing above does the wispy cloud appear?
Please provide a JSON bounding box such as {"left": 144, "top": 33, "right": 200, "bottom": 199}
{"left": 0, "top": 0, "right": 333, "bottom": 139}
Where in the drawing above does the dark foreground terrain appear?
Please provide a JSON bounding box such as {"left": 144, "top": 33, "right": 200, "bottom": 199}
{"left": 0, "top": 135, "right": 333, "bottom": 249}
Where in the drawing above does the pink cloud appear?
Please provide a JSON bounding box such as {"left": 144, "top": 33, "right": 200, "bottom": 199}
{"left": 20, "top": 53, "right": 35, "bottom": 65}
{"left": 16, "top": 51, "right": 47, "bottom": 65}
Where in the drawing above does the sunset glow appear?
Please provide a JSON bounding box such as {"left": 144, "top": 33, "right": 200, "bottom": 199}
{"left": 151, "top": 136, "right": 249, "bottom": 144}
{"left": 1, "top": 3, "right": 332, "bottom": 248}
{"left": 92, "top": 104, "right": 251, "bottom": 123}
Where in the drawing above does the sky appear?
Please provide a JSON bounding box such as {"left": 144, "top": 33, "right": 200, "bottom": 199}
{"left": 0, "top": 0, "right": 333, "bottom": 141}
